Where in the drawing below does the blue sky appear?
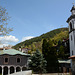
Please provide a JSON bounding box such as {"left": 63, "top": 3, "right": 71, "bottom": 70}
{"left": 0, "top": 0, "right": 74, "bottom": 45}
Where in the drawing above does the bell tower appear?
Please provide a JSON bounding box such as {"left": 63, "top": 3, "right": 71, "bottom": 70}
{"left": 67, "top": 5, "right": 75, "bottom": 57}
{"left": 67, "top": 5, "right": 75, "bottom": 75}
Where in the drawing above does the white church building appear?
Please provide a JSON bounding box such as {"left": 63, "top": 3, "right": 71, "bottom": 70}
{"left": 67, "top": 5, "right": 75, "bottom": 75}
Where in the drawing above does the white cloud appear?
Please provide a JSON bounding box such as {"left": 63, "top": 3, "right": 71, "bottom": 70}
{"left": 22, "top": 36, "right": 34, "bottom": 42}
{"left": 0, "top": 35, "right": 19, "bottom": 44}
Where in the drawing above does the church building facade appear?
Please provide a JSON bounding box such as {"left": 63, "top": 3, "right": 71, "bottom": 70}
{"left": 0, "top": 49, "right": 30, "bottom": 75}
{"left": 67, "top": 5, "right": 75, "bottom": 75}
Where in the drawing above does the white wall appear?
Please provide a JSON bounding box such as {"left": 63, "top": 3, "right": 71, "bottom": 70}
{"left": 8, "top": 70, "right": 32, "bottom": 75}
{"left": 69, "top": 19, "right": 75, "bottom": 56}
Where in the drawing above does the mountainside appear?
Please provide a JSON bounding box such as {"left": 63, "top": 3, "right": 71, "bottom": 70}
{"left": 13, "top": 28, "right": 69, "bottom": 50}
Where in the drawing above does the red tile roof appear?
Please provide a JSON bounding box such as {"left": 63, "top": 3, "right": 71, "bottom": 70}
{"left": 69, "top": 55, "right": 75, "bottom": 59}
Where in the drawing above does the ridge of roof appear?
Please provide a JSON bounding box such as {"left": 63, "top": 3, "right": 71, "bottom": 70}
{"left": 0, "top": 49, "right": 30, "bottom": 56}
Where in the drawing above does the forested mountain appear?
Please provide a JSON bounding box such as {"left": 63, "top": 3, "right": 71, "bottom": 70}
{"left": 13, "top": 28, "right": 69, "bottom": 51}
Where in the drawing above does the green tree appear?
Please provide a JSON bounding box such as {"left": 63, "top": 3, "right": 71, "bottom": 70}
{"left": 31, "top": 43, "right": 36, "bottom": 51}
{"left": 47, "top": 46, "right": 59, "bottom": 73}
{"left": 42, "top": 39, "right": 59, "bottom": 73}
{"left": 59, "top": 45, "right": 65, "bottom": 57}
{"left": 0, "top": 6, "right": 12, "bottom": 35}
{"left": 42, "top": 39, "right": 48, "bottom": 58}
{"left": 29, "top": 49, "right": 47, "bottom": 74}
{"left": 13, "top": 28, "right": 68, "bottom": 49}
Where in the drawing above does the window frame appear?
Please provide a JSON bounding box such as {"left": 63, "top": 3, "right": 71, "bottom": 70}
{"left": 72, "top": 50, "right": 74, "bottom": 55}
{"left": 4, "top": 57, "right": 9, "bottom": 64}
{"left": 69, "top": 22, "right": 72, "bottom": 31}
{"left": 16, "top": 57, "right": 21, "bottom": 63}
{"left": 71, "top": 35, "right": 72, "bottom": 41}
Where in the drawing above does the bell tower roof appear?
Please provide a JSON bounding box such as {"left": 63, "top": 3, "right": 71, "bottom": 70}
{"left": 71, "top": 5, "right": 75, "bottom": 12}
{"left": 67, "top": 5, "right": 75, "bottom": 23}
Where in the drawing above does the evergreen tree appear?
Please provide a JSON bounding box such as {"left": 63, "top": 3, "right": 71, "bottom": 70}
{"left": 57, "top": 39, "right": 70, "bottom": 59}
{"left": 42, "top": 39, "right": 48, "bottom": 58}
{"left": 42, "top": 39, "right": 59, "bottom": 73}
{"left": 29, "top": 49, "right": 47, "bottom": 74}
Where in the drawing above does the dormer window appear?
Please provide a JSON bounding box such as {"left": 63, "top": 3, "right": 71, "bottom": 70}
{"left": 70, "top": 22, "right": 72, "bottom": 31}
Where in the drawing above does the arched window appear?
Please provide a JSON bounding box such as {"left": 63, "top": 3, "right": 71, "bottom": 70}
{"left": 4, "top": 58, "right": 8, "bottom": 63}
{"left": 72, "top": 50, "right": 73, "bottom": 55}
{"left": 71, "top": 35, "right": 72, "bottom": 41}
{"left": 70, "top": 22, "right": 72, "bottom": 31}
{"left": 17, "top": 58, "right": 20, "bottom": 63}
{"left": 22, "top": 67, "right": 27, "bottom": 71}
{"left": 72, "top": 20, "right": 74, "bottom": 28}
{"left": 10, "top": 66, "right": 14, "bottom": 74}
{"left": 16, "top": 67, "right": 21, "bottom": 72}
{"left": 4, "top": 66, "right": 8, "bottom": 75}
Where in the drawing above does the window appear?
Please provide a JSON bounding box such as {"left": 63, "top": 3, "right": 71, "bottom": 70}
{"left": 72, "top": 50, "right": 73, "bottom": 55}
{"left": 70, "top": 22, "right": 72, "bottom": 31}
{"left": 5, "top": 58, "right": 8, "bottom": 63}
{"left": 71, "top": 35, "right": 72, "bottom": 41}
{"left": 17, "top": 58, "right": 20, "bottom": 63}
{"left": 72, "top": 20, "right": 74, "bottom": 28}
{"left": 72, "top": 20, "right": 74, "bottom": 25}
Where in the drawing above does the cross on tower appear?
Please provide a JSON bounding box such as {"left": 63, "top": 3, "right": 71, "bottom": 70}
{"left": 72, "top": 1, "right": 75, "bottom": 6}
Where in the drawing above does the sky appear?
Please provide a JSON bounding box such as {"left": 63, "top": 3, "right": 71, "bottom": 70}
{"left": 0, "top": 0, "right": 74, "bottom": 46}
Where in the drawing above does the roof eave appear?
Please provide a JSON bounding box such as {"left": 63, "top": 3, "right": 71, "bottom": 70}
{"left": 67, "top": 15, "right": 75, "bottom": 23}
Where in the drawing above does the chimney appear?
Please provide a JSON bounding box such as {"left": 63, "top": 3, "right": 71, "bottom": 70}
{"left": 3, "top": 46, "right": 5, "bottom": 50}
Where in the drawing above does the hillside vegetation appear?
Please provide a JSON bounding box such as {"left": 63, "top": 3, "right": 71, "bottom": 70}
{"left": 13, "top": 28, "right": 69, "bottom": 51}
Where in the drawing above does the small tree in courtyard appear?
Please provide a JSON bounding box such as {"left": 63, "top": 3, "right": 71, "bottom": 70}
{"left": 29, "top": 49, "right": 47, "bottom": 74}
